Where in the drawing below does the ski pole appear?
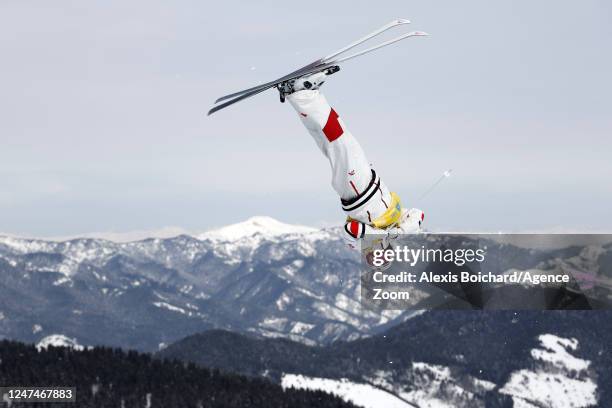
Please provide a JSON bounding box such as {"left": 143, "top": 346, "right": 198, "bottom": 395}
{"left": 416, "top": 169, "right": 452, "bottom": 204}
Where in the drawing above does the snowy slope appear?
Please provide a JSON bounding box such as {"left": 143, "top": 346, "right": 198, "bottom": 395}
{"left": 280, "top": 334, "right": 599, "bottom": 408}
{"left": 500, "top": 334, "right": 597, "bottom": 408}
{"left": 162, "top": 311, "right": 609, "bottom": 407}
{"left": 282, "top": 374, "right": 411, "bottom": 408}
{"left": 36, "top": 334, "right": 84, "bottom": 351}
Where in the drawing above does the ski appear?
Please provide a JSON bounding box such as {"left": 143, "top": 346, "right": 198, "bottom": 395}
{"left": 214, "top": 59, "right": 324, "bottom": 104}
{"left": 213, "top": 19, "right": 413, "bottom": 105}
{"left": 326, "top": 31, "right": 427, "bottom": 64}
{"left": 321, "top": 18, "right": 412, "bottom": 63}
{"left": 208, "top": 19, "right": 427, "bottom": 115}
{"left": 208, "top": 62, "right": 339, "bottom": 116}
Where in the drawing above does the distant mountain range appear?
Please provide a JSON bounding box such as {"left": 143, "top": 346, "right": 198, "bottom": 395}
{"left": 1, "top": 217, "right": 611, "bottom": 353}
{"left": 160, "top": 310, "right": 611, "bottom": 407}
{"left": 1, "top": 217, "right": 611, "bottom": 406}
{"left": 0, "top": 216, "right": 413, "bottom": 351}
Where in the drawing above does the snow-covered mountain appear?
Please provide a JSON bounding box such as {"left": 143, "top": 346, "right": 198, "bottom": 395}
{"left": 36, "top": 334, "right": 84, "bottom": 351}
{"left": 1, "top": 217, "right": 610, "bottom": 353}
{"left": 161, "top": 311, "right": 611, "bottom": 407}
{"left": 293, "top": 333, "right": 597, "bottom": 408}
{"left": 199, "top": 216, "right": 318, "bottom": 241}
{"left": 2, "top": 219, "right": 611, "bottom": 406}
{"left": 0, "top": 217, "right": 406, "bottom": 351}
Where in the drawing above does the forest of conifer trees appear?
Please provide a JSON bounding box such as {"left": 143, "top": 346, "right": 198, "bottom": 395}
{"left": 0, "top": 340, "right": 354, "bottom": 408}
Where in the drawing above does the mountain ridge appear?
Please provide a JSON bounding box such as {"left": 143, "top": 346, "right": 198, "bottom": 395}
{"left": 0, "top": 218, "right": 398, "bottom": 350}
{"left": 0, "top": 216, "right": 320, "bottom": 244}
{"left": 1, "top": 217, "right": 610, "bottom": 353}
{"left": 159, "top": 310, "right": 611, "bottom": 407}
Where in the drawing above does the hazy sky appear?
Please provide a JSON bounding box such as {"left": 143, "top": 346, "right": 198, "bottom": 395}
{"left": 1, "top": 0, "right": 611, "bottom": 237}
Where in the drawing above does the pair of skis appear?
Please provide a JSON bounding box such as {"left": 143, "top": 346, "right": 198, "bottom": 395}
{"left": 208, "top": 19, "right": 427, "bottom": 115}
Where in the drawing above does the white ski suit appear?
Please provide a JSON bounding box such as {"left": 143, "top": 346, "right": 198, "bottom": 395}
{"left": 288, "top": 89, "right": 420, "bottom": 246}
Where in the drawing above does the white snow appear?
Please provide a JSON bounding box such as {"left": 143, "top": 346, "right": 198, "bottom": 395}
{"left": 399, "top": 362, "right": 458, "bottom": 408}
{"left": 32, "top": 324, "right": 43, "bottom": 334}
{"left": 290, "top": 322, "right": 315, "bottom": 335}
{"left": 185, "top": 303, "right": 199, "bottom": 311}
{"left": 412, "top": 362, "right": 451, "bottom": 380}
{"left": 276, "top": 293, "right": 291, "bottom": 311}
{"left": 281, "top": 374, "right": 411, "bottom": 408}
{"left": 378, "top": 309, "right": 405, "bottom": 325}
{"left": 296, "top": 287, "right": 323, "bottom": 300}
{"left": 532, "top": 334, "right": 590, "bottom": 372}
{"left": 152, "top": 301, "right": 187, "bottom": 314}
{"left": 501, "top": 371, "right": 596, "bottom": 408}
{"left": 282, "top": 259, "right": 305, "bottom": 276}
{"left": 500, "top": 334, "right": 597, "bottom": 408}
{"left": 36, "top": 334, "right": 84, "bottom": 351}
{"left": 179, "top": 285, "right": 193, "bottom": 294}
{"left": 364, "top": 341, "right": 595, "bottom": 408}
{"left": 334, "top": 293, "right": 360, "bottom": 313}
{"left": 199, "top": 216, "right": 317, "bottom": 242}
{"left": 259, "top": 317, "right": 288, "bottom": 331}
{"left": 92, "top": 271, "right": 107, "bottom": 281}
{"left": 313, "top": 301, "right": 361, "bottom": 328}
{"left": 0, "top": 236, "right": 50, "bottom": 253}
{"left": 153, "top": 291, "right": 169, "bottom": 301}
{"left": 368, "top": 364, "right": 497, "bottom": 408}
{"left": 472, "top": 377, "right": 496, "bottom": 391}
{"left": 53, "top": 276, "right": 72, "bottom": 286}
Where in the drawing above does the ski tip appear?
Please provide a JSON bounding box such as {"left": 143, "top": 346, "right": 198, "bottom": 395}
{"left": 395, "top": 18, "right": 411, "bottom": 25}
{"left": 215, "top": 95, "right": 234, "bottom": 104}
{"left": 414, "top": 31, "right": 429, "bottom": 36}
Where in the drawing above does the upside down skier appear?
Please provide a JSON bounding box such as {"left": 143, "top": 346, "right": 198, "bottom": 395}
{"left": 208, "top": 20, "right": 427, "bottom": 250}
{"left": 280, "top": 71, "right": 424, "bottom": 249}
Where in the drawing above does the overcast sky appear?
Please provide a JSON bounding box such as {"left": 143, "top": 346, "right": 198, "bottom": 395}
{"left": 1, "top": 0, "right": 611, "bottom": 237}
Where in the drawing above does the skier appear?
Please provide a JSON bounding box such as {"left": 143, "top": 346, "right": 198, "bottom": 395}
{"left": 207, "top": 20, "right": 428, "bottom": 251}
{"left": 281, "top": 71, "right": 424, "bottom": 249}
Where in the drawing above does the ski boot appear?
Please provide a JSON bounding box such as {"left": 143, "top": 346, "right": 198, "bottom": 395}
{"left": 277, "top": 66, "right": 340, "bottom": 102}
